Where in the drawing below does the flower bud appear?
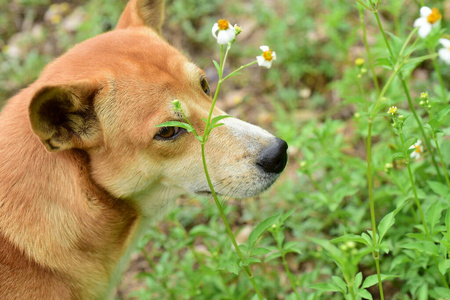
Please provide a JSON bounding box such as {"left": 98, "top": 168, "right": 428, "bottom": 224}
{"left": 355, "top": 58, "right": 365, "bottom": 66}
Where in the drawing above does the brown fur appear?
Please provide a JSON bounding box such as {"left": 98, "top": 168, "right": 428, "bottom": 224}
{"left": 0, "top": 1, "right": 285, "bottom": 299}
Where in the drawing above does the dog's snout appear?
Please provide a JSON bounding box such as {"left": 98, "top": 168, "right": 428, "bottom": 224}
{"left": 257, "top": 138, "right": 288, "bottom": 174}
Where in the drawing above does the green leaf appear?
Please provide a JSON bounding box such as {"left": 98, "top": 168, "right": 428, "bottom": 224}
{"left": 265, "top": 251, "right": 282, "bottom": 262}
{"left": 446, "top": 208, "right": 450, "bottom": 234}
{"left": 426, "top": 200, "right": 446, "bottom": 233}
{"left": 434, "top": 287, "right": 450, "bottom": 298}
{"left": 308, "top": 237, "right": 344, "bottom": 266}
{"left": 280, "top": 209, "right": 295, "bottom": 223}
{"left": 210, "top": 115, "right": 232, "bottom": 127}
{"left": 362, "top": 274, "right": 398, "bottom": 289}
{"left": 250, "top": 247, "right": 272, "bottom": 256}
{"left": 375, "top": 57, "right": 393, "bottom": 70}
{"left": 309, "top": 282, "right": 341, "bottom": 292}
{"left": 438, "top": 259, "right": 450, "bottom": 275}
{"left": 385, "top": 31, "right": 403, "bottom": 56}
{"left": 212, "top": 60, "right": 220, "bottom": 73}
{"left": 378, "top": 211, "right": 396, "bottom": 242}
{"left": 240, "top": 257, "right": 261, "bottom": 267}
{"left": 248, "top": 214, "right": 281, "bottom": 249}
{"left": 331, "top": 276, "right": 347, "bottom": 293}
{"left": 217, "top": 258, "right": 240, "bottom": 275}
{"left": 361, "top": 232, "right": 374, "bottom": 247}
{"left": 428, "top": 181, "right": 450, "bottom": 198}
{"left": 402, "top": 241, "right": 439, "bottom": 256}
{"left": 437, "top": 106, "right": 450, "bottom": 123}
{"left": 391, "top": 152, "right": 405, "bottom": 160}
{"left": 357, "top": 289, "right": 373, "bottom": 300}
{"left": 189, "top": 224, "right": 216, "bottom": 237}
{"left": 155, "top": 121, "right": 195, "bottom": 132}
{"left": 332, "top": 234, "right": 370, "bottom": 246}
{"left": 355, "top": 272, "right": 363, "bottom": 288}
{"left": 283, "top": 241, "right": 303, "bottom": 255}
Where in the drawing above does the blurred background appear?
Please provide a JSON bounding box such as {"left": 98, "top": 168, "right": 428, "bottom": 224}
{"left": 1, "top": 0, "right": 449, "bottom": 299}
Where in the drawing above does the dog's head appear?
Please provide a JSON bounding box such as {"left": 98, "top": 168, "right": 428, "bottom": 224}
{"left": 28, "top": 0, "right": 287, "bottom": 214}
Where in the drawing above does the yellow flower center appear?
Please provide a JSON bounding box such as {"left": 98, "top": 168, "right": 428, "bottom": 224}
{"left": 218, "top": 19, "right": 229, "bottom": 30}
{"left": 388, "top": 107, "right": 397, "bottom": 114}
{"left": 355, "top": 58, "right": 365, "bottom": 66}
{"left": 263, "top": 50, "right": 273, "bottom": 61}
{"left": 414, "top": 145, "right": 421, "bottom": 153}
{"left": 427, "top": 8, "right": 442, "bottom": 24}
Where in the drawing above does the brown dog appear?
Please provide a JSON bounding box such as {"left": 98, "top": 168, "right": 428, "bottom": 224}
{"left": 0, "top": 1, "right": 288, "bottom": 299}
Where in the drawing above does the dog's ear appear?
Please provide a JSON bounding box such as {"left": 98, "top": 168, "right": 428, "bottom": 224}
{"left": 116, "top": 0, "right": 165, "bottom": 33}
{"left": 29, "top": 80, "right": 101, "bottom": 152}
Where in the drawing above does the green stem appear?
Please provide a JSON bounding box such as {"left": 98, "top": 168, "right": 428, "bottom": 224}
{"left": 399, "top": 134, "right": 429, "bottom": 236}
{"left": 429, "top": 47, "right": 448, "bottom": 102}
{"left": 372, "top": 9, "right": 394, "bottom": 59}
{"left": 359, "top": 9, "right": 380, "bottom": 95}
{"left": 273, "top": 234, "right": 301, "bottom": 300}
{"left": 222, "top": 60, "right": 258, "bottom": 82}
{"left": 397, "top": 128, "right": 449, "bottom": 287}
{"left": 201, "top": 144, "right": 264, "bottom": 300}
{"left": 370, "top": 3, "right": 444, "bottom": 181}
{"left": 399, "top": 77, "right": 443, "bottom": 180}
{"left": 355, "top": 0, "right": 372, "bottom": 10}
{"left": 430, "top": 127, "right": 450, "bottom": 188}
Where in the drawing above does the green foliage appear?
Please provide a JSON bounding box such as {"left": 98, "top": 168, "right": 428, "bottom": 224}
{"left": 2, "top": 0, "right": 450, "bottom": 299}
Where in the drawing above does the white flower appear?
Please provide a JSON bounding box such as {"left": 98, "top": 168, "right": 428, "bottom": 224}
{"left": 409, "top": 139, "right": 423, "bottom": 160}
{"left": 438, "top": 38, "right": 450, "bottom": 65}
{"left": 212, "top": 19, "right": 236, "bottom": 45}
{"left": 387, "top": 106, "right": 397, "bottom": 115}
{"left": 413, "top": 7, "right": 442, "bottom": 38}
{"left": 256, "top": 46, "right": 276, "bottom": 69}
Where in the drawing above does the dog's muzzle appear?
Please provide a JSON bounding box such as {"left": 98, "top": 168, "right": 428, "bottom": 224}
{"left": 256, "top": 138, "right": 288, "bottom": 174}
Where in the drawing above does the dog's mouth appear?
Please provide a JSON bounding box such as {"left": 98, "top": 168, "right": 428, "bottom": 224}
{"left": 194, "top": 190, "right": 214, "bottom": 196}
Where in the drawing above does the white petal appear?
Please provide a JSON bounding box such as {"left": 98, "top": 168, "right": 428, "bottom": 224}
{"left": 212, "top": 23, "right": 219, "bottom": 38}
{"left": 418, "top": 23, "right": 432, "bottom": 38}
{"left": 416, "top": 139, "right": 422, "bottom": 146}
{"left": 261, "top": 60, "right": 272, "bottom": 69}
{"left": 439, "top": 38, "right": 450, "bottom": 48}
{"left": 260, "top": 45, "right": 269, "bottom": 52}
{"left": 438, "top": 48, "right": 450, "bottom": 64}
{"left": 420, "top": 6, "right": 432, "bottom": 17}
{"left": 225, "top": 28, "right": 236, "bottom": 40}
{"left": 256, "top": 55, "right": 265, "bottom": 66}
{"left": 410, "top": 151, "right": 420, "bottom": 159}
{"left": 413, "top": 17, "right": 427, "bottom": 28}
{"left": 217, "top": 30, "right": 231, "bottom": 44}
{"left": 272, "top": 51, "right": 277, "bottom": 60}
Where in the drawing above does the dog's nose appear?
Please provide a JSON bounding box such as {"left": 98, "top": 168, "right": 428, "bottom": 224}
{"left": 257, "top": 138, "right": 288, "bottom": 174}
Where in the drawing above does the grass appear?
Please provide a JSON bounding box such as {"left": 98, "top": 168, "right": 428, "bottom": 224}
{"left": 1, "top": 0, "right": 450, "bottom": 299}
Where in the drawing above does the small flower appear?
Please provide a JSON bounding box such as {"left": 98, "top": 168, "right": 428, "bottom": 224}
{"left": 420, "top": 92, "right": 428, "bottom": 101}
{"left": 256, "top": 46, "right": 276, "bottom": 69}
{"left": 409, "top": 140, "right": 423, "bottom": 160}
{"left": 234, "top": 24, "right": 242, "bottom": 36}
{"left": 384, "top": 163, "right": 393, "bottom": 173}
{"left": 212, "top": 19, "right": 236, "bottom": 45}
{"left": 172, "top": 99, "right": 182, "bottom": 112}
{"left": 51, "top": 14, "right": 62, "bottom": 25}
{"left": 387, "top": 106, "right": 398, "bottom": 115}
{"left": 438, "top": 38, "right": 450, "bottom": 65}
{"left": 413, "top": 7, "right": 442, "bottom": 38}
{"left": 355, "top": 58, "right": 365, "bottom": 66}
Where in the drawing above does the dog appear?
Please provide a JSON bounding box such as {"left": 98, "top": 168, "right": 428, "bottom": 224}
{"left": 0, "top": 0, "right": 288, "bottom": 298}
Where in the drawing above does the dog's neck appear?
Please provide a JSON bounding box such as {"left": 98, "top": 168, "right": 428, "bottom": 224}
{"left": 0, "top": 90, "right": 158, "bottom": 299}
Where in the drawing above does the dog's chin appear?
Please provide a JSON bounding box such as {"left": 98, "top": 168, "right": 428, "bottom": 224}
{"left": 193, "top": 173, "right": 281, "bottom": 199}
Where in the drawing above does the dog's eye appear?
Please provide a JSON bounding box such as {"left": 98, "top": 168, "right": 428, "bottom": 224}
{"left": 155, "top": 126, "right": 185, "bottom": 140}
{"left": 200, "top": 78, "right": 210, "bottom": 95}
